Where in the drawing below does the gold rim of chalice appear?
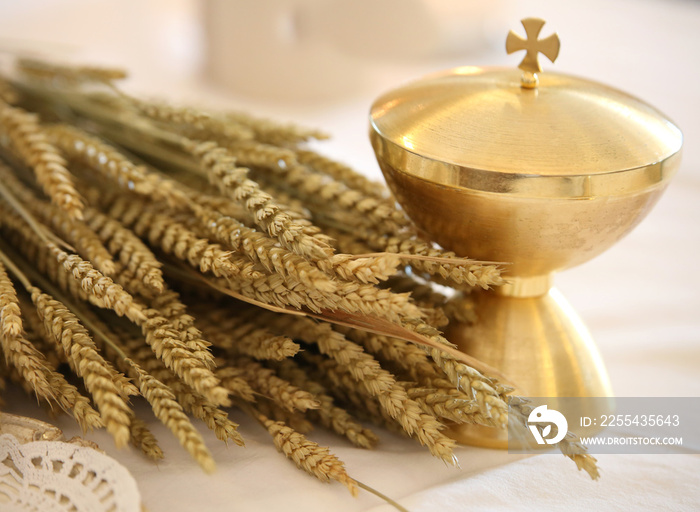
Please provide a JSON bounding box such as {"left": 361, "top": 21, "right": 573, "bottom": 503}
{"left": 370, "top": 68, "right": 683, "bottom": 199}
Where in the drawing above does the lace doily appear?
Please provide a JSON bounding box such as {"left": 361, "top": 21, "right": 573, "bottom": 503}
{"left": 0, "top": 432, "right": 142, "bottom": 512}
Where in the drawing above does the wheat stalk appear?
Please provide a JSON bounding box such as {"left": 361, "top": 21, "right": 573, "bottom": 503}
{"left": 249, "top": 407, "right": 358, "bottom": 496}
{"left": 29, "top": 286, "right": 133, "bottom": 447}
{"left": 129, "top": 415, "right": 164, "bottom": 461}
{"left": 119, "top": 333, "right": 243, "bottom": 447}
{"left": 253, "top": 311, "right": 395, "bottom": 395}
{"left": 82, "top": 205, "right": 165, "bottom": 294}
{"left": 295, "top": 149, "right": 385, "bottom": 200}
{"left": 0, "top": 165, "right": 116, "bottom": 274}
{"left": 214, "top": 366, "right": 256, "bottom": 402}
{"left": 0, "top": 259, "right": 58, "bottom": 402}
{"left": 48, "top": 244, "right": 227, "bottom": 406}
{"left": 225, "top": 112, "right": 328, "bottom": 146}
{"left": 46, "top": 124, "right": 157, "bottom": 196}
{"left": 197, "top": 309, "right": 300, "bottom": 361}
{"left": 0, "top": 247, "right": 103, "bottom": 431}
{"left": 304, "top": 352, "right": 457, "bottom": 464}
{"left": 106, "top": 195, "right": 263, "bottom": 280}
{"left": 271, "top": 359, "right": 379, "bottom": 449}
{"left": 18, "top": 58, "right": 127, "bottom": 85}
{"left": 224, "top": 355, "right": 319, "bottom": 413}
{"left": 124, "top": 357, "right": 217, "bottom": 473}
{"left": 339, "top": 327, "right": 439, "bottom": 382}
{"left": 0, "top": 101, "right": 85, "bottom": 219}
{"left": 185, "top": 140, "right": 334, "bottom": 262}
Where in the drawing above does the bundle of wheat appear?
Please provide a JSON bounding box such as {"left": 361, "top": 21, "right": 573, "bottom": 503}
{"left": 0, "top": 59, "right": 597, "bottom": 503}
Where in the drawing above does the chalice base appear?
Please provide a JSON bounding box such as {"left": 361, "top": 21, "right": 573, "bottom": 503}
{"left": 444, "top": 286, "right": 613, "bottom": 449}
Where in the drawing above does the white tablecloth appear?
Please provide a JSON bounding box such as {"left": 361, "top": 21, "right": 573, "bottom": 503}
{"left": 1, "top": 0, "right": 699, "bottom": 510}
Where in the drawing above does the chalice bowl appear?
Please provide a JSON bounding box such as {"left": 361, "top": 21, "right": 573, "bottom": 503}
{"left": 369, "top": 19, "right": 683, "bottom": 447}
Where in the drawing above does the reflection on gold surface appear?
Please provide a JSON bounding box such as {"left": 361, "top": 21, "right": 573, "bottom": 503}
{"left": 369, "top": 19, "right": 682, "bottom": 448}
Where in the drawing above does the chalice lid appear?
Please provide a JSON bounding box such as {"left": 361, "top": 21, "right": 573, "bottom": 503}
{"left": 370, "top": 18, "right": 682, "bottom": 194}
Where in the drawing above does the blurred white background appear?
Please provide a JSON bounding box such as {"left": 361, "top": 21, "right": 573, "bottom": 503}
{"left": 0, "top": 1, "right": 698, "bottom": 510}
{"left": 1, "top": 0, "right": 698, "bottom": 180}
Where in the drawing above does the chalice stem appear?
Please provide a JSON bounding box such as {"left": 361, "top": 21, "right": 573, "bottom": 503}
{"left": 444, "top": 277, "right": 613, "bottom": 448}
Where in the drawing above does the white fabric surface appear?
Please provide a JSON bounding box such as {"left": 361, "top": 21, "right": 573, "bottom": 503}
{"left": 1, "top": 0, "right": 699, "bottom": 510}
{"left": 366, "top": 454, "right": 700, "bottom": 512}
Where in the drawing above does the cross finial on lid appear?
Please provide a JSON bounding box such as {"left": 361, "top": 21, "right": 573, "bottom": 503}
{"left": 506, "top": 18, "right": 560, "bottom": 88}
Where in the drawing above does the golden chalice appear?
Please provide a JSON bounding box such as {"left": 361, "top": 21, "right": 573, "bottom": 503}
{"left": 369, "top": 19, "right": 683, "bottom": 447}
